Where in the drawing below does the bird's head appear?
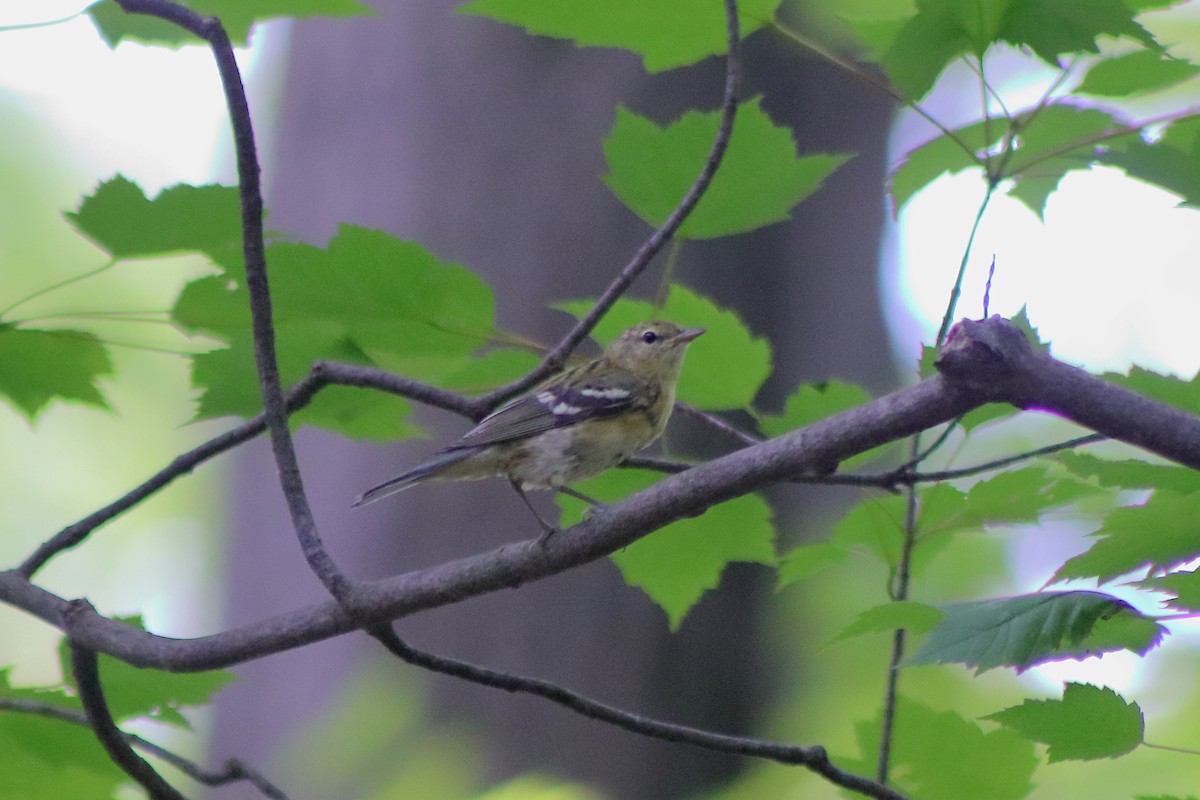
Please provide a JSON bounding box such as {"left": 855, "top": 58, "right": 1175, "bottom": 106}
{"left": 603, "top": 321, "right": 705, "bottom": 380}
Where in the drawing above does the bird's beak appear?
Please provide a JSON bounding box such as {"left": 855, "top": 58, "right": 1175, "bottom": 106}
{"left": 675, "top": 327, "right": 706, "bottom": 344}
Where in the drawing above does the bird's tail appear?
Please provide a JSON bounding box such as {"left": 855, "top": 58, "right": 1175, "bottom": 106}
{"left": 353, "top": 449, "right": 474, "bottom": 508}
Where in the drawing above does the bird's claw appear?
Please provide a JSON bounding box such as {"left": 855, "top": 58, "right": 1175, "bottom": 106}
{"left": 580, "top": 502, "right": 608, "bottom": 521}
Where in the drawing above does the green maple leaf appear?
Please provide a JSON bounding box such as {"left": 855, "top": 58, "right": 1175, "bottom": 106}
{"left": 909, "top": 591, "right": 1165, "bottom": 673}
{"left": 461, "top": 0, "right": 783, "bottom": 73}
{"left": 985, "top": 683, "right": 1143, "bottom": 762}
{"left": 603, "top": 99, "right": 851, "bottom": 239}
{"left": 0, "top": 326, "right": 112, "bottom": 419}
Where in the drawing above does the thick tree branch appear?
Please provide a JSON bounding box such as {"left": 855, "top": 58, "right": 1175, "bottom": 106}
{"left": 4, "top": 317, "right": 1198, "bottom": 797}
{"left": 471, "top": 0, "right": 743, "bottom": 411}
{"left": 367, "top": 625, "right": 906, "bottom": 800}
{"left": 8, "top": 366, "right": 979, "bottom": 672}
{"left": 0, "top": 698, "right": 287, "bottom": 798}
{"left": 8, "top": 317, "right": 1199, "bottom": 674}
{"left": 937, "top": 317, "right": 1200, "bottom": 469}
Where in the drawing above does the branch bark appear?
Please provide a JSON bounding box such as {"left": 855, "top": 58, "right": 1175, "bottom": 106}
{"left": 7, "top": 317, "right": 1200, "bottom": 674}
{"left": 367, "top": 625, "right": 907, "bottom": 800}
{"left": 7, "top": 365, "right": 977, "bottom": 672}
{"left": 67, "top": 605, "right": 187, "bottom": 800}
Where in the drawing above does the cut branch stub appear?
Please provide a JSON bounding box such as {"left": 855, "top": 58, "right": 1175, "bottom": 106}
{"left": 935, "top": 315, "right": 1032, "bottom": 402}
{"left": 936, "top": 316, "right": 1200, "bottom": 472}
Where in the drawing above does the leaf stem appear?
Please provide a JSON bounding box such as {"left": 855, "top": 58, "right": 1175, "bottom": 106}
{"left": 960, "top": 56, "right": 1012, "bottom": 122}
{"left": 1002, "top": 106, "right": 1200, "bottom": 179}
{"left": 8, "top": 311, "right": 175, "bottom": 326}
{"left": 89, "top": 339, "right": 206, "bottom": 357}
{"left": 0, "top": 9, "right": 85, "bottom": 32}
{"left": 978, "top": 57, "right": 994, "bottom": 173}
{"left": 0, "top": 260, "right": 117, "bottom": 320}
{"left": 654, "top": 238, "right": 683, "bottom": 308}
{"left": 1142, "top": 741, "right": 1200, "bottom": 756}
{"left": 768, "top": 19, "right": 978, "bottom": 163}
{"left": 1031, "top": 56, "right": 1079, "bottom": 119}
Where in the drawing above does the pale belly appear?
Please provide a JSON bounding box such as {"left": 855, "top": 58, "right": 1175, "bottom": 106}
{"left": 496, "top": 420, "right": 663, "bottom": 489}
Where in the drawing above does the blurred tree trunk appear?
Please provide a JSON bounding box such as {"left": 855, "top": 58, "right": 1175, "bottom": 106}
{"left": 210, "top": 3, "right": 895, "bottom": 798}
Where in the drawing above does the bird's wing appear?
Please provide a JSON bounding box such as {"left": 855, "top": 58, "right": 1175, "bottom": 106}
{"left": 453, "top": 366, "right": 650, "bottom": 449}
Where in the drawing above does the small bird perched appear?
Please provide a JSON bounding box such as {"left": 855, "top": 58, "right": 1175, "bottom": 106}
{"left": 354, "top": 321, "right": 705, "bottom": 533}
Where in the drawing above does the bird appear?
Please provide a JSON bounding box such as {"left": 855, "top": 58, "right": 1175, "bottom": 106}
{"left": 354, "top": 321, "right": 705, "bottom": 535}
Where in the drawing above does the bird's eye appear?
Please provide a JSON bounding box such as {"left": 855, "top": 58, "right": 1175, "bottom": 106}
{"left": 641, "top": 330, "right": 659, "bottom": 344}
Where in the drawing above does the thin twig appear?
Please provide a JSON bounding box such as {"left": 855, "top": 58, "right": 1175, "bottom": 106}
{"left": 676, "top": 402, "right": 763, "bottom": 446}
{"left": 17, "top": 373, "right": 323, "bottom": 578}
{"left": 311, "top": 360, "right": 479, "bottom": 418}
{"left": 69, "top": 632, "right": 187, "bottom": 800}
{"left": 876, "top": 435, "right": 921, "bottom": 786}
{"left": 979, "top": 59, "right": 1079, "bottom": 182}
{"left": 0, "top": 698, "right": 287, "bottom": 799}
{"left": 899, "top": 418, "right": 959, "bottom": 470}
{"left": 623, "top": 455, "right": 699, "bottom": 475}
{"left": 367, "top": 625, "right": 907, "bottom": 800}
{"left": 472, "top": 0, "right": 743, "bottom": 413}
{"left": 906, "top": 433, "right": 1107, "bottom": 483}
{"left": 18, "top": 360, "right": 471, "bottom": 579}
{"left": 212, "top": 12, "right": 345, "bottom": 597}
{"left": 633, "top": 432, "right": 1108, "bottom": 492}
{"left": 933, "top": 185, "right": 995, "bottom": 347}
{"left": 624, "top": 456, "right": 903, "bottom": 494}
{"left": 880, "top": 147, "right": 1001, "bottom": 783}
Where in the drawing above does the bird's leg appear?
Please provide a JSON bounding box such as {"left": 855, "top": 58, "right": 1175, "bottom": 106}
{"left": 509, "top": 480, "right": 559, "bottom": 542}
{"left": 556, "top": 485, "right": 608, "bottom": 520}
{"left": 556, "top": 485, "right": 603, "bottom": 506}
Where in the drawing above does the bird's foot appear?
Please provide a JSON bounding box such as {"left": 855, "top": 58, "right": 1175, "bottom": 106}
{"left": 580, "top": 502, "right": 608, "bottom": 521}
{"left": 536, "top": 525, "right": 559, "bottom": 546}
